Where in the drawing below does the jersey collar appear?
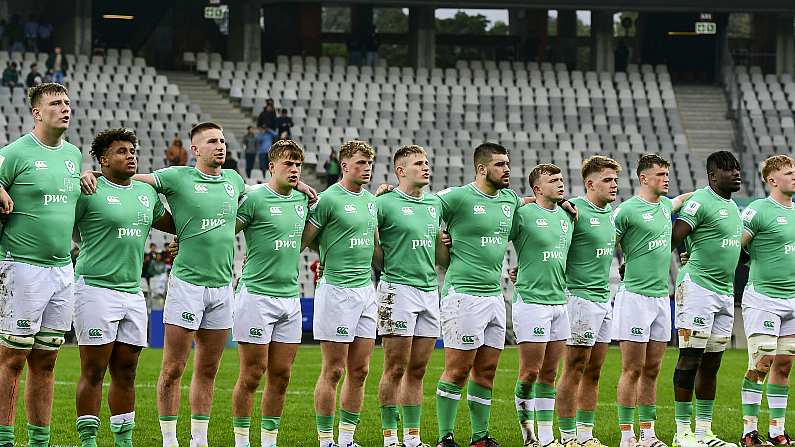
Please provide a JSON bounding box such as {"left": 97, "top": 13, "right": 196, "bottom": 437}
{"left": 530, "top": 203, "right": 560, "bottom": 214}
{"left": 28, "top": 132, "right": 63, "bottom": 151}
{"left": 336, "top": 182, "right": 365, "bottom": 196}
{"left": 706, "top": 186, "right": 732, "bottom": 202}
{"left": 467, "top": 182, "right": 498, "bottom": 199}
{"left": 394, "top": 187, "right": 424, "bottom": 202}
{"left": 635, "top": 195, "right": 663, "bottom": 206}
{"left": 580, "top": 196, "right": 611, "bottom": 212}
{"left": 263, "top": 183, "right": 293, "bottom": 199}
{"left": 193, "top": 167, "right": 223, "bottom": 179}
{"left": 100, "top": 176, "right": 133, "bottom": 190}
{"left": 766, "top": 195, "right": 794, "bottom": 209}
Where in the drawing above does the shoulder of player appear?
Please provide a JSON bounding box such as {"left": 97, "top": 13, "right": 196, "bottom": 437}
{"left": 63, "top": 140, "right": 82, "bottom": 155}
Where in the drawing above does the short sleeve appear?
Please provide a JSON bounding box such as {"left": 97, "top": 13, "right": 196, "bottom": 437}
{"left": 613, "top": 205, "right": 628, "bottom": 237}
{"left": 376, "top": 195, "right": 386, "bottom": 227}
{"left": 236, "top": 193, "right": 255, "bottom": 225}
{"left": 509, "top": 208, "right": 523, "bottom": 242}
{"left": 152, "top": 193, "right": 166, "bottom": 221}
{"left": 435, "top": 188, "right": 457, "bottom": 222}
{"left": 677, "top": 198, "right": 703, "bottom": 229}
{"left": 151, "top": 167, "right": 179, "bottom": 194}
{"left": 74, "top": 193, "right": 89, "bottom": 222}
{"left": 308, "top": 194, "right": 330, "bottom": 229}
{"left": 0, "top": 149, "right": 19, "bottom": 188}
{"left": 741, "top": 206, "right": 761, "bottom": 236}
{"left": 233, "top": 171, "right": 246, "bottom": 198}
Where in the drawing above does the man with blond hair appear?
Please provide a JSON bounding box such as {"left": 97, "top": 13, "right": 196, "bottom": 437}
{"left": 230, "top": 140, "right": 310, "bottom": 447}
{"left": 303, "top": 140, "right": 378, "bottom": 447}
{"left": 554, "top": 156, "right": 621, "bottom": 447}
{"left": 374, "top": 145, "right": 448, "bottom": 447}
{"left": 738, "top": 155, "right": 795, "bottom": 447}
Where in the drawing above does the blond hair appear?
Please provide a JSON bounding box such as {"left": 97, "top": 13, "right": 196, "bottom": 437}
{"left": 760, "top": 155, "right": 795, "bottom": 183}
{"left": 393, "top": 144, "right": 427, "bottom": 166}
{"left": 268, "top": 139, "right": 304, "bottom": 162}
{"left": 339, "top": 140, "right": 375, "bottom": 160}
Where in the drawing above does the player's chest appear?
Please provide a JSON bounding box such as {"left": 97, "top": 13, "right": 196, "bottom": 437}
{"left": 631, "top": 207, "right": 671, "bottom": 234}
{"left": 175, "top": 182, "right": 239, "bottom": 217}
{"left": 764, "top": 213, "right": 795, "bottom": 242}
{"left": 334, "top": 200, "right": 377, "bottom": 228}
{"left": 255, "top": 200, "right": 306, "bottom": 233}
{"left": 17, "top": 157, "right": 80, "bottom": 200}
{"left": 459, "top": 200, "right": 514, "bottom": 232}
{"left": 385, "top": 202, "right": 439, "bottom": 234}
{"left": 704, "top": 207, "right": 741, "bottom": 236}
{"left": 578, "top": 213, "right": 615, "bottom": 246}
{"left": 92, "top": 191, "right": 154, "bottom": 227}
{"left": 523, "top": 213, "right": 570, "bottom": 246}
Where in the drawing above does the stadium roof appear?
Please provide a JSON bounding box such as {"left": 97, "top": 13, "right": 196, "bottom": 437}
{"left": 314, "top": 0, "right": 795, "bottom": 12}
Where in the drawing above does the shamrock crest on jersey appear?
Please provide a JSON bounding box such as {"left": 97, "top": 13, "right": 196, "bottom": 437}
{"left": 138, "top": 195, "right": 150, "bottom": 208}
{"left": 295, "top": 204, "right": 305, "bottom": 219}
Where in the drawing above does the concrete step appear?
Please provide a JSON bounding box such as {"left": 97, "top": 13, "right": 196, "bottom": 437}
{"left": 673, "top": 84, "right": 739, "bottom": 159}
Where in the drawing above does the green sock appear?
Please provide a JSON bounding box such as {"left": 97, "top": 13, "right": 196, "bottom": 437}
{"left": 534, "top": 383, "right": 556, "bottom": 444}
{"left": 576, "top": 410, "right": 596, "bottom": 442}
{"left": 260, "top": 416, "right": 279, "bottom": 445}
{"left": 338, "top": 410, "right": 360, "bottom": 444}
{"left": 559, "top": 416, "right": 577, "bottom": 441}
{"left": 27, "top": 423, "right": 50, "bottom": 447}
{"left": 0, "top": 425, "right": 12, "bottom": 444}
{"left": 514, "top": 381, "right": 534, "bottom": 425}
{"left": 639, "top": 404, "right": 656, "bottom": 423}
{"left": 467, "top": 381, "right": 493, "bottom": 442}
{"left": 109, "top": 417, "right": 135, "bottom": 447}
{"left": 233, "top": 416, "right": 251, "bottom": 444}
{"left": 380, "top": 405, "right": 399, "bottom": 439}
{"left": 76, "top": 416, "right": 100, "bottom": 447}
{"left": 618, "top": 405, "right": 636, "bottom": 426}
{"left": 674, "top": 401, "right": 693, "bottom": 433}
{"left": 401, "top": 404, "right": 422, "bottom": 438}
{"left": 233, "top": 416, "right": 251, "bottom": 428}
{"left": 694, "top": 399, "right": 714, "bottom": 438}
{"left": 436, "top": 380, "right": 463, "bottom": 441}
{"left": 742, "top": 378, "right": 763, "bottom": 417}
{"left": 316, "top": 414, "right": 334, "bottom": 441}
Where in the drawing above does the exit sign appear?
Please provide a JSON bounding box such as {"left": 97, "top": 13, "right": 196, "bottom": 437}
{"left": 695, "top": 22, "right": 716, "bottom": 34}
{"left": 204, "top": 6, "right": 225, "bottom": 19}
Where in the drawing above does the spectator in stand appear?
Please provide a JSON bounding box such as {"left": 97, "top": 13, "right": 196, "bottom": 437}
{"left": 37, "top": 19, "right": 53, "bottom": 52}
{"left": 142, "top": 242, "right": 158, "bottom": 288}
{"left": 256, "top": 100, "right": 276, "bottom": 129}
{"left": 222, "top": 153, "right": 239, "bottom": 174}
{"left": 275, "top": 108, "right": 293, "bottom": 138}
{"left": 46, "top": 46, "right": 68, "bottom": 84}
{"left": 324, "top": 149, "right": 341, "bottom": 187}
{"left": 23, "top": 15, "right": 38, "bottom": 51}
{"left": 255, "top": 126, "right": 277, "bottom": 172}
{"left": 165, "top": 134, "right": 188, "bottom": 166}
{"left": 242, "top": 126, "right": 258, "bottom": 177}
{"left": 2, "top": 62, "right": 22, "bottom": 90}
{"left": 161, "top": 242, "right": 174, "bottom": 271}
{"left": 25, "top": 63, "right": 42, "bottom": 88}
{"left": 310, "top": 259, "right": 321, "bottom": 289}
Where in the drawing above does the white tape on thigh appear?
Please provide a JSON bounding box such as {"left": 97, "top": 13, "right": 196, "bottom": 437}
{"left": 0, "top": 333, "right": 34, "bottom": 349}
{"left": 678, "top": 328, "right": 709, "bottom": 349}
{"left": 747, "top": 334, "right": 778, "bottom": 371}
{"left": 776, "top": 337, "right": 795, "bottom": 356}
{"left": 32, "top": 327, "right": 65, "bottom": 351}
{"left": 705, "top": 335, "right": 731, "bottom": 353}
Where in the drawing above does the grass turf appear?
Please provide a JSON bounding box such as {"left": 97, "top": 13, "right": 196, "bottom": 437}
{"left": 7, "top": 346, "right": 785, "bottom": 446}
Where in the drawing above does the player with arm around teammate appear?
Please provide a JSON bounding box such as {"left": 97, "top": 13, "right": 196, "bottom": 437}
{"left": 510, "top": 164, "right": 573, "bottom": 447}
{"left": 301, "top": 140, "right": 379, "bottom": 447}
{"left": 555, "top": 155, "right": 622, "bottom": 447}
{"left": 738, "top": 155, "right": 795, "bottom": 447}
{"left": 229, "top": 140, "right": 310, "bottom": 447}
{"left": 612, "top": 154, "right": 693, "bottom": 447}
{"left": 668, "top": 151, "right": 743, "bottom": 447}
{"left": 73, "top": 128, "right": 177, "bottom": 447}
{"left": 372, "top": 144, "right": 449, "bottom": 447}
{"left": 0, "top": 83, "right": 81, "bottom": 447}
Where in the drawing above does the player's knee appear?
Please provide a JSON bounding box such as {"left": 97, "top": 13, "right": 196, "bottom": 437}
{"left": 582, "top": 363, "right": 602, "bottom": 384}
{"left": 160, "top": 361, "right": 187, "bottom": 383}
{"left": 676, "top": 348, "right": 703, "bottom": 370}
{"left": 747, "top": 334, "right": 778, "bottom": 374}
{"left": 384, "top": 362, "right": 407, "bottom": 382}
{"left": 82, "top": 364, "right": 106, "bottom": 386}
{"left": 347, "top": 363, "right": 370, "bottom": 385}
{"left": 322, "top": 364, "right": 345, "bottom": 384}
{"left": 620, "top": 362, "right": 642, "bottom": 381}
{"left": 109, "top": 363, "right": 137, "bottom": 385}
{"left": 268, "top": 369, "right": 292, "bottom": 394}
{"left": 406, "top": 363, "right": 427, "bottom": 382}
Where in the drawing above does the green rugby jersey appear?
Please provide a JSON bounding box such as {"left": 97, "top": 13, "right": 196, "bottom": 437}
{"left": 565, "top": 197, "right": 616, "bottom": 303}
{"left": 152, "top": 166, "right": 245, "bottom": 287}
{"left": 676, "top": 187, "right": 742, "bottom": 296}
{"left": 511, "top": 204, "right": 574, "bottom": 305}
{"left": 308, "top": 183, "right": 377, "bottom": 288}
{"left": 614, "top": 195, "right": 673, "bottom": 298}
{"left": 237, "top": 184, "right": 308, "bottom": 298}
{"left": 742, "top": 197, "right": 795, "bottom": 299}
{"left": 437, "top": 183, "right": 520, "bottom": 297}
{"left": 75, "top": 177, "right": 165, "bottom": 293}
{"left": 0, "top": 133, "right": 82, "bottom": 267}
{"left": 376, "top": 188, "right": 441, "bottom": 292}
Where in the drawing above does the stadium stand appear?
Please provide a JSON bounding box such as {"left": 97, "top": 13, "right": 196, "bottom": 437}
{"left": 728, "top": 65, "right": 795, "bottom": 196}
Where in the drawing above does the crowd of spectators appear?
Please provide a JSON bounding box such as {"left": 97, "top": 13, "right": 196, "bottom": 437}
{"left": 247, "top": 98, "right": 295, "bottom": 177}
{"left": 0, "top": 14, "right": 54, "bottom": 53}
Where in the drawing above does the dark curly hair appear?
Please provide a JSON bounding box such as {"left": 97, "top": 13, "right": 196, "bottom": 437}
{"left": 90, "top": 128, "right": 137, "bottom": 161}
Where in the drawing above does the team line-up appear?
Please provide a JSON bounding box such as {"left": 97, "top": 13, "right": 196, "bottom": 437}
{"left": 0, "top": 82, "right": 793, "bottom": 447}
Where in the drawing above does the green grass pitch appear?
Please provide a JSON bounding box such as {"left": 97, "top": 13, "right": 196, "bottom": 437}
{"left": 8, "top": 346, "right": 784, "bottom": 446}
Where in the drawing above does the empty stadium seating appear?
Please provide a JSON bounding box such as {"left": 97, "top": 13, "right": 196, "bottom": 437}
{"left": 728, "top": 65, "right": 795, "bottom": 196}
